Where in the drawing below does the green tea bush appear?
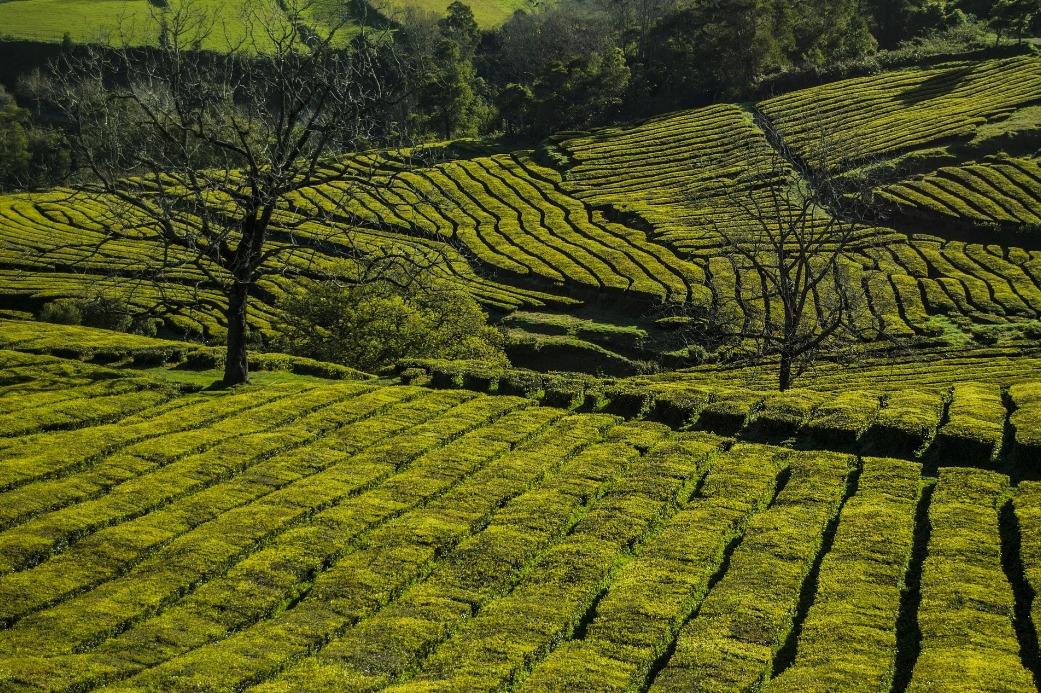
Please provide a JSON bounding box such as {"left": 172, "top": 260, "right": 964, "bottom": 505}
{"left": 747, "top": 389, "right": 826, "bottom": 440}
{"left": 523, "top": 440, "right": 783, "bottom": 692}
{"left": 933, "top": 382, "right": 1006, "bottom": 465}
{"left": 863, "top": 389, "right": 946, "bottom": 457}
{"left": 767, "top": 457, "right": 921, "bottom": 692}
{"left": 255, "top": 415, "right": 625, "bottom": 692}
{"left": 908, "top": 467, "right": 1034, "bottom": 692}
{"left": 1013, "top": 481, "right": 1041, "bottom": 660}
{"left": 1009, "top": 381, "right": 1041, "bottom": 461}
{"left": 651, "top": 451, "right": 853, "bottom": 692}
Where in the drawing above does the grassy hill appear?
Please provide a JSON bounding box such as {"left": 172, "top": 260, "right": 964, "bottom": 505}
{"left": 0, "top": 0, "right": 523, "bottom": 45}
{"left": 0, "top": 0, "right": 309, "bottom": 50}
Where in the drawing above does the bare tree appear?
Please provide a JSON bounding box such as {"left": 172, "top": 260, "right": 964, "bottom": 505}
{"left": 696, "top": 119, "right": 889, "bottom": 390}
{"left": 47, "top": 0, "right": 408, "bottom": 386}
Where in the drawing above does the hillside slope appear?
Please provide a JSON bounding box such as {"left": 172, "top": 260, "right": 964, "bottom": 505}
{"left": 1, "top": 54, "right": 1040, "bottom": 380}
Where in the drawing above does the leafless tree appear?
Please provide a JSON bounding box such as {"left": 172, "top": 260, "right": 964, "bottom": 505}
{"left": 696, "top": 118, "right": 891, "bottom": 390}
{"left": 46, "top": 0, "right": 416, "bottom": 386}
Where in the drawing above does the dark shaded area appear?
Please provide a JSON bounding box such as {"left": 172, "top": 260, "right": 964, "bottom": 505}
{"left": 895, "top": 65, "right": 975, "bottom": 105}
{"left": 890, "top": 478, "right": 935, "bottom": 693}
{"left": 999, "top": 497, "right": 1041, "bottom": 688}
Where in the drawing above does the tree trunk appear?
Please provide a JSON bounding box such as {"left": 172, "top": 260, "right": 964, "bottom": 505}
{"left": 779, "top": 352, "right": 793, "bottom": 391}
{"left": 222, "top": 281, "right": 251, "bottom": 387}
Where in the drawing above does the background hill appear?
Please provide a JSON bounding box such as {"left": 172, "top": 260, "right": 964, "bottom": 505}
{"left": 1, "top": 53, "right": 1040, "bottom": 384}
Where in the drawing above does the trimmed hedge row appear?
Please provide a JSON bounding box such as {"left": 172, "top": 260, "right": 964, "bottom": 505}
{"left": 254, "top": 418, "right": 678, "bottom": 692}
{"left": 102, "top": 404, "right": 561, "bottom": 691}
{"left": 933, "top": 382, "right": 1005, "bottom": 467}
{"left": 649, "top": 450, "right": 854, "bottom": 692}
{"left": 374, "top": 423, "right": 720, "bottom": 692}
{"left": 521, "top": 442, "right": 789, "bottom": 692}
{"left": 908, "top": 467, "right": 1034, "bottom": 692}
{"left": 0, "top": 392, "right": 532, "bottom": 689}
{"left": 766, "top": 457, "right": 922, "bottom": 692}
{"left": 1010, "top": 382, "right": 1041, "bottom": 461}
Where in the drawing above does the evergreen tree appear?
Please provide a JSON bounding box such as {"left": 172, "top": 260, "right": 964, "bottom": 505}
{"left": 439, "top": 0, "right": 481, "bottom": 57}
{"left": 991, "top": 0, "right": 1041, "bottom": 40}
{"left": 528, "top": 46, "right": 630, "bottom": 134}
{"left": 409, "top": 2, "right": 489, "bottom": 139}
{"left": 414, "top": 38, "right": 489, "bottom": 138}
{"left": 0, "top": 86, "right": 30, "bottom": 190}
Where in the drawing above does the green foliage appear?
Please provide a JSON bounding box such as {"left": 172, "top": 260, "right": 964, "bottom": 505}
{"left": 991, "top": 0, "right": 1041, "bottom": 39}
{"left": 748, "top": 389, "right": 827, "bottom": 439}
{"left": 934, "top": 382, "right": 1006, "bottom": 465}
{"left": 6, "top": 57, "right": 1041, "bottom": 365}
{"left": 438, "top": 1, "right": 481, "bottom": 56}
{"left": 880, "top": 155, "right": 1041, "bottom": 226}
{"left": 251, "top": 414, "right": 624, "bottom": 691}
{"left": 651, "top": 450, "right": 853, "bottom": 692}
{"left": 521, "top": 46, "right": 631, "bottom": 135}
{"left": 1014, "top": 480, "right": 1041, "bottom": 660}
{"left": 276, "top": 277, "right": 507, "bottom": 373}
{"left": 412, "top": 38, "right": 491, "bottom": 139}
{"left": 768, "top": 457, "right": 922, "bottom": 692}
{"left": 908, "top": 467, "right": 1034, "bottom": 692}
{"left": 0, "top": 86, "right": 30, "bottom": 191}
{"left": 865, "top": 388, "right": 946, "bottom": 456}
{"left": 803, "top": 391, "right": 882, "bottom": 446}
{"left": 0, "top": 349, "right": 1039, "bottom": 691}
{"left": 37, "top": 297, "right": 82, "bottom": 326}
{"left": 1009, "top": 381, "right": 1041, "bottom": 456}
{"left": 761, "top": 56, "right": 1041, "bottom": 170}
{"left": 522, "top": 440, "right": 781, "bottom": 692}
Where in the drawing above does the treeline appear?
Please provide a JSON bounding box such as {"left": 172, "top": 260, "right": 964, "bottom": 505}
{"left": 0, "top": 0, "right": 1038, "bottom": 191}
{"left": 393, "top": 0, "right": 1040, "bottom": 140}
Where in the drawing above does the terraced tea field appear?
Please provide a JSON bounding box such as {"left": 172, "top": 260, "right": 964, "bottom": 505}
{"left": 3, "top": 27, "right": 1041, "bottom": 693}
{"left": 1, "top": 348, "right": 1041, "bottom": 692}
{"left": 3, "top": 54, "right": 1041, "bottom": 364}
{"left": 877, "top": 156, "right": 1041, "bottom": 225}
{"left": 759, "top": 56, "right": 1041, "bottom": 169}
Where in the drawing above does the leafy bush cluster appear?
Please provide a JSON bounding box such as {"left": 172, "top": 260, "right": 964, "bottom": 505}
{"left": 37, "top": 293, "right": 158, "bottom": 335}
{"left": 274, "top": 276, "right": 508, "bottom": 373}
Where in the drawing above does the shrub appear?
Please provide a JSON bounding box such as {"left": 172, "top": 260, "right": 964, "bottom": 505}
{"left": 399, "top": 367, "right": 429, "bottom": 384}
{"left": 275, "top": 276, "right": 509, "bottom": 373}
{"left": 38, "top": 298, "right": 83, "bottom": 325}
{"left": 37, "top": 294, "right": 152, "bottom": 335}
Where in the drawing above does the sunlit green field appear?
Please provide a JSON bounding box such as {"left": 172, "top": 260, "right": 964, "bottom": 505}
{"left": 0, "top": 345, "right": 1040, "bottom": 691}
{"left": 0, "top": 0, "right": 526, "bottom": 44}
{"left": 0, "top": 0, "right": 263, "bottom": 49}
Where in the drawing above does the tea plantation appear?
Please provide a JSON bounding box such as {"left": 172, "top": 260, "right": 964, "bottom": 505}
{"left": 3, "top": 54, "right": 1041, "bottom": 367}
{"left": 3, "top": 47, "right": 1041, "bottom": 691}
{"left": 0, "top": 345, "right": 1040, "bottom": 691}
